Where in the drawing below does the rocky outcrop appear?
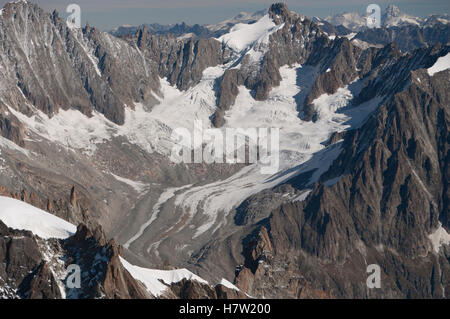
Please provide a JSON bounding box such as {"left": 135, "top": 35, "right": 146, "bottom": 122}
{"left": 127, "top": 30, "right": 231, "bottom": 91}
{"left": 0, "top": 221, "right": 62, "bottom": 298}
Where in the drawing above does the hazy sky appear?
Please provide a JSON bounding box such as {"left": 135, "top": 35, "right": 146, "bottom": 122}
{"left": 1, "top": 0, "right": 449, "bottom": 30}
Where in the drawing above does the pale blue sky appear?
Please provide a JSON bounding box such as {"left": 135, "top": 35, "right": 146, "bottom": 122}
{"left": 1, "top": 0, "right": 449, "bottom": 30}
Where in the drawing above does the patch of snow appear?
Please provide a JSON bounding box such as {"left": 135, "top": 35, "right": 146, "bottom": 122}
{"left": 110, "top": 173, "right": 149, "bottom": 194}
{"left": 325, "top": 12, "right": 366, "bottom": 31}
{"left": 119, "top": 67, "right": 224, "bottom": 155}
{"left": 312, "top": 87, "right": 353, "bottom": 118}
{"left": 437, "top": 18, "right": 450, "bottom": 24}
{"left": 168, "top": 66, "right": 370, "bottom": 239}
{"left": 9, "top": 65, "right": 224, "bottom": 157}
{"left": 427, "top": 53, "right": 450, "bottom": 76}
{"left": 345, "top": 32, "right": 357, "bottom": 40}
{"left": 385, "top": 16, "right": 421, "bottom": 27}
{"left": 8, "top": 106, "right": 115, "bottom": 156}
{"left": 293, "top": 190, "right": 312, "bottom": 202}
{"left": 429, "top": 223, "right": 450, "bottom": 253}
{"left": 119, "top": 257, "right": 208, "bottom": 297}
{"left": 0, "top": 196, "right": 76, "bottom": 239}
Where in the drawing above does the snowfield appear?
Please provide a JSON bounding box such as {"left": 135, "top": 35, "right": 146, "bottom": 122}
{"left": 119, "top": 257, "right": 208, "bottom": 297}
{"left": 218, "top": 14, "right": 279, "bottom": 52}
{"left": 0, "top": 196, "right": 76, "bottom": 239}
{"left": 427, "top": 52, "right": 450, "bottom": 76}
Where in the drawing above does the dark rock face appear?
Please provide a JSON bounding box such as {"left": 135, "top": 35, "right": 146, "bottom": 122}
{"left": 0, "top": 1, "right": 449, "bottom": 300}
{"left": 232, "top": 47, "right": 450, "bottom": 298}
{"left": 0, "top": 113, "right": 25, "bottom": 147}
{"left": 64, "top": 224, "right": 152, "bottom": 299}
{"left": 126, "top": 30, "right": 231, "bottom": 91}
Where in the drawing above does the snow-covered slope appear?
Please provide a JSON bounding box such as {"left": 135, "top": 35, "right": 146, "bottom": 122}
{"left": 0, "top": 196, "right": 76, "bottom": 239}
{"left": 119, "top": 257, "right": 208, "bottom": 297}
{"left": 207, "top": 10, "right": 266, "bottom": 33}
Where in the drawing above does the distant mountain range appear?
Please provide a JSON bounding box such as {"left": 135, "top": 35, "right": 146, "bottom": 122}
{"left": 323, "top": 4, "right": 450, "bottom": 33}
{"left": 110, "top": 10, "right": 266, "bottom": 38}
{"left": 110, "top": 4, "right": 449, "bottom": 53}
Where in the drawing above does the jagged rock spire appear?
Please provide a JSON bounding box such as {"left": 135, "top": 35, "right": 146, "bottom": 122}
{"left": 268, "top": 2, "right": 290, "bottom": 16}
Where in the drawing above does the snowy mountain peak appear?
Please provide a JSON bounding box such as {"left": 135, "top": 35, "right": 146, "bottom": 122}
{"left": 382, "top": 4, "right": 422, "bottom": 27}
{"left": 217, "top": 14, "right": 281, "bottom": 52}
